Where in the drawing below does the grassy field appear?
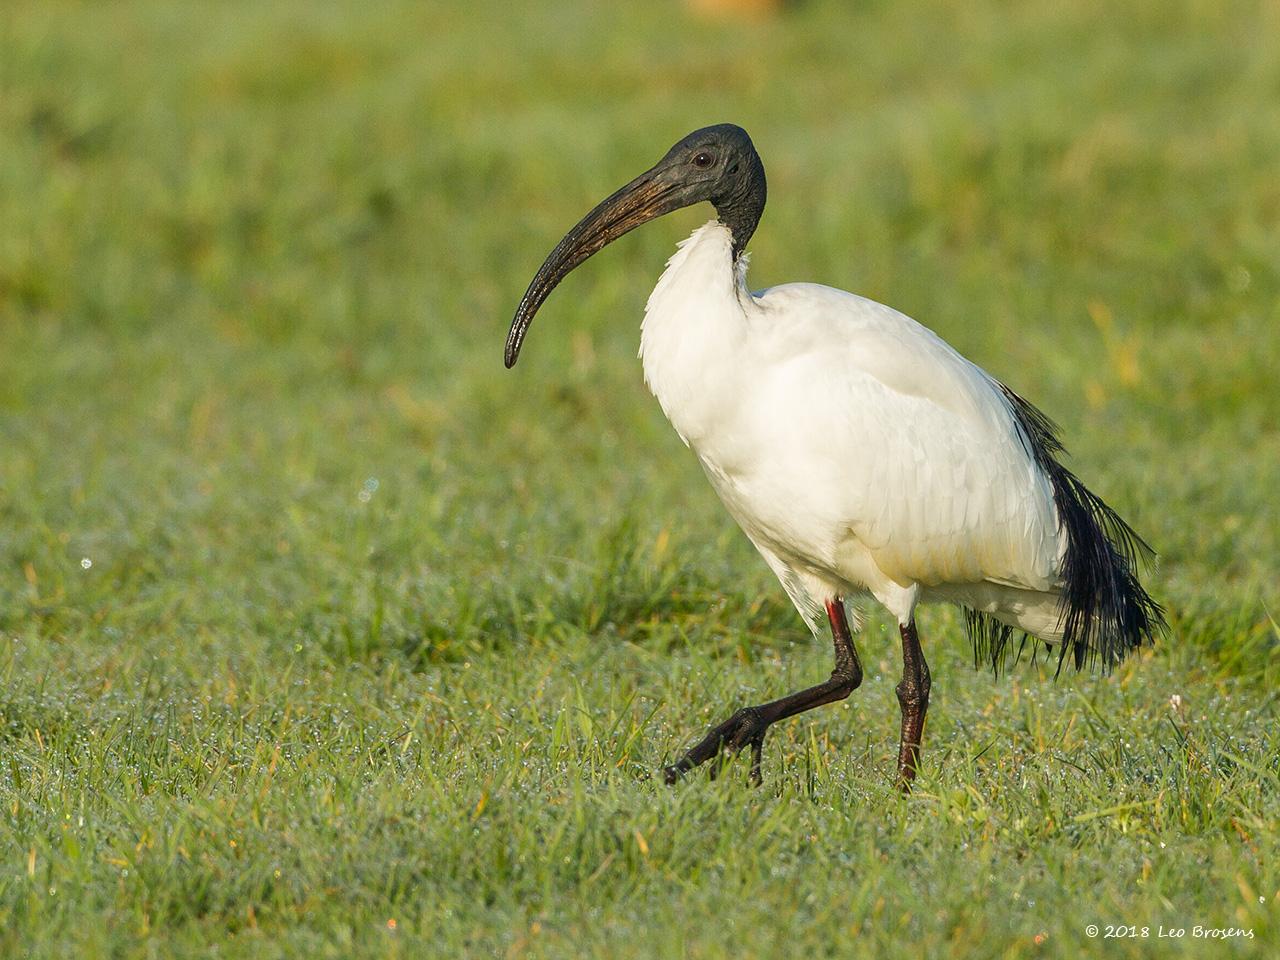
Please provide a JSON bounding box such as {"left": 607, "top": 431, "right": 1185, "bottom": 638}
{"left": 2, "top": 0, "right": 1279, "bottom": 956}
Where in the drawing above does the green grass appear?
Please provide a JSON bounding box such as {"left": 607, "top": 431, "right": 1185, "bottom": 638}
{"left": 2, "top": 0, "right": 1279, "bottom": 956}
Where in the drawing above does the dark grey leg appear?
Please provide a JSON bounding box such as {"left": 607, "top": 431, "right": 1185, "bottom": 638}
{"left": 895, "top": 618, "right": 931, "bottom": 790}
{"left": 663, "top": 598, "right": 863, "bottom": 786}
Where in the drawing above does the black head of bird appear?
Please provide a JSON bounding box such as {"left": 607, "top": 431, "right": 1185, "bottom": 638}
{"left": 504, "top": 123, "right": 766, "bottom": 369}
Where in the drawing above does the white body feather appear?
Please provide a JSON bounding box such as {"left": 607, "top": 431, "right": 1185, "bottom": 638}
{"left": 640, "top": 221, "right": 1069, "bottom": 637}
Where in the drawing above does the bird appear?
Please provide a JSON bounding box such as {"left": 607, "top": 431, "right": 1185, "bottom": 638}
{"left": 504, "top": 123, "right": 1164, "bottom": 789}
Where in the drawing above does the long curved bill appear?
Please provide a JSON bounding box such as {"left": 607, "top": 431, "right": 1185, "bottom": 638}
{"left": 504, "top": 167, "right": 686, "bottom": 368}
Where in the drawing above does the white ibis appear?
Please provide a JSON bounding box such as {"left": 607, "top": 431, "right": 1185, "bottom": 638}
{"left": 505, "top": 124, "right": 1164, "bottom": 788}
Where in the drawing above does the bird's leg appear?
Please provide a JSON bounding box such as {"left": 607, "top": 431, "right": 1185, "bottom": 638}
{"left": 894, "top": 618, "right": 932, "bottom": 791}
{"left": 663, "top": 598, "right": 863, "bottom": 786}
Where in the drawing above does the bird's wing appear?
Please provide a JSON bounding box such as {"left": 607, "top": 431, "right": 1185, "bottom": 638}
{"left": 747, "top": 283, "right": 1064, "bottom": 593}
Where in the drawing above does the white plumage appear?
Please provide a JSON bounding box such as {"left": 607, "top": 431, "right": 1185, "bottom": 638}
{"left": 641, "top": 221, "right": 1064, "bottom": 636}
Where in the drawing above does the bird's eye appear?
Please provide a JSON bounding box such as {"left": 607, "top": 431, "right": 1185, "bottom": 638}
{"left": 692, "top": 151, "right": 715, "bottom": 168}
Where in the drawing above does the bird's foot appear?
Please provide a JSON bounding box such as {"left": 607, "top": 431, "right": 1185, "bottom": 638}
{"left": 662, "top": 706, "right": 770, "bottom": 786}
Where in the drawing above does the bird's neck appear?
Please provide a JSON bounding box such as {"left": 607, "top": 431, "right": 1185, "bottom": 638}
{"left": 639, "top": 221, "right": 753, "bottom": 447}
{"left": 712, "top": 149, "right": 766, "bottom": 260}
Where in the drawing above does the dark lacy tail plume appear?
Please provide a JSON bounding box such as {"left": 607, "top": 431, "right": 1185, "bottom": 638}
{"left": 967, "top": 385, "right": 1166, "bottom": 675}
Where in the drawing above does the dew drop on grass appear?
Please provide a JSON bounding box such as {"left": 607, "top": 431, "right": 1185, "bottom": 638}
{"left": 80, "top": 558, "right": 92, "bottom": 569}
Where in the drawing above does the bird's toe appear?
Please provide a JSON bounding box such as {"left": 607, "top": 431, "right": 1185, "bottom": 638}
{"left": 724, "top": 706, "right": 768, "bottom": 750}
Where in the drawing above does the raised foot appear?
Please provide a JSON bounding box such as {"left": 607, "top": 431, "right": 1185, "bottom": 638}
{"left": 662, "top": 706, "right": 770, "bottom": 786}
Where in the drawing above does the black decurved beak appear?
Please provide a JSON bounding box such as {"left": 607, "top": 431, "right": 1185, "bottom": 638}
{"left": 504, "top": 164, "right": 693, "bottom": 368}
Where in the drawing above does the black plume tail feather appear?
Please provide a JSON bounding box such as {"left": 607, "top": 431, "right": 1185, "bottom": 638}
{"left": 966, "top": 608, "right": 1019, "bottom": 674}
{"left": 966, "top": 385, "right": 1166, "bottom": 675}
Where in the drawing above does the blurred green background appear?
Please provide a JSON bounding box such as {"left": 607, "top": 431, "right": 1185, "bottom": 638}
{"left": 2, "top": 1, "right": 1278, "bottom": 957}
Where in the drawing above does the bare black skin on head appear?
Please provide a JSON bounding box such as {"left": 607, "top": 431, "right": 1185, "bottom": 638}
{"left": 504, "top": 123, "right": 766, "bottom": 368}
